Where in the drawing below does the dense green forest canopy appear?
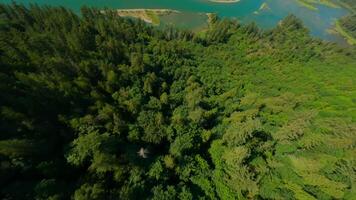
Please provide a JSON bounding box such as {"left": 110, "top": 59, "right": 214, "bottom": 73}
{"left": 0, "top": 3, "right": 355, "bottom": 200}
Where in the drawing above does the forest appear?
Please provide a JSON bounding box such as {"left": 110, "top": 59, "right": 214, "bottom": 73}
{"left": 0, "top": 3, "right": 355, "bottom": 200}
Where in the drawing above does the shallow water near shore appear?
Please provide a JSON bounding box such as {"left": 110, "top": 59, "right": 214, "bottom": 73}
{"left": 0, "top": 0, "right": 350, "bottom": 44}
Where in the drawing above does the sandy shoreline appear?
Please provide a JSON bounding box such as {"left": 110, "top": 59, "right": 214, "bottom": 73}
{"left": 117, "top": 9, "right": 180, "bottom": 13}
{"left": 208, "top": 0, "right": 240, "bottom": 3}
{"left": 116, "top": 9, "right": 180, "bottom": 24}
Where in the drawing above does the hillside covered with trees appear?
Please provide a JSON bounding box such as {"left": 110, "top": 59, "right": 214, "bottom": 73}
{"left": 0, "top": 3, "right": 355, "bottom": 200}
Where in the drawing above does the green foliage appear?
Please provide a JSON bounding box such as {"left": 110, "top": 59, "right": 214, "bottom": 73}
{"left": 0, "top": 139, "right": 39, "bottom": 157}
{"left": 74, "top": 183, "right": 105, "bottom": 200}
{"left": 0, "top": 3, "right": 355, "bottom": 199}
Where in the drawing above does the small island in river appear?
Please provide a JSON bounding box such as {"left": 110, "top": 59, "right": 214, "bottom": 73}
{"left": 254, "top": 2, "right": 271, "bottom": 14}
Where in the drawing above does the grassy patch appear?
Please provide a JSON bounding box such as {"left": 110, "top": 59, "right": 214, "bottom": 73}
{"left": 146, "top": 10, "right": 160, "bottom": 25}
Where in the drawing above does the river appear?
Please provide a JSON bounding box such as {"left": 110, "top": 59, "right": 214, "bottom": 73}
{"left": 0, "top": 0, "right": 350, "bottom": 44}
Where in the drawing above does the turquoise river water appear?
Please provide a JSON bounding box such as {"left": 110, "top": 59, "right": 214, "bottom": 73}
{"left": 0, "top": 0, "right": 350, "bottom": 44}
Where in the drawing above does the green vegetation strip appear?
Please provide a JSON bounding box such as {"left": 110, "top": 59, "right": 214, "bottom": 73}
{"left": 335, "top": 20, "right": 356, "bottom": 45}
{"left": 296, "top": 0, "right": 340, "bottom": 11}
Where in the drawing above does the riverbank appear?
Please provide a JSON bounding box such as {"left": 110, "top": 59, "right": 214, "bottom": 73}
{"left": 330, "top": 1, "right": 356, "bottom": 45}
{"left": 208, "top": 0, "right": 240, "bottom": 3}
{"left": 328, "top": 20, "right": 356, "bottom": 46}
{"left": 333, "top": 20, "right": 356, "bottom": 45}
{"left": 117, "top": 9, "right": 180, "bottom": 25}
{"left": 296, "top": 0, "right": 340, "bottom": 11}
